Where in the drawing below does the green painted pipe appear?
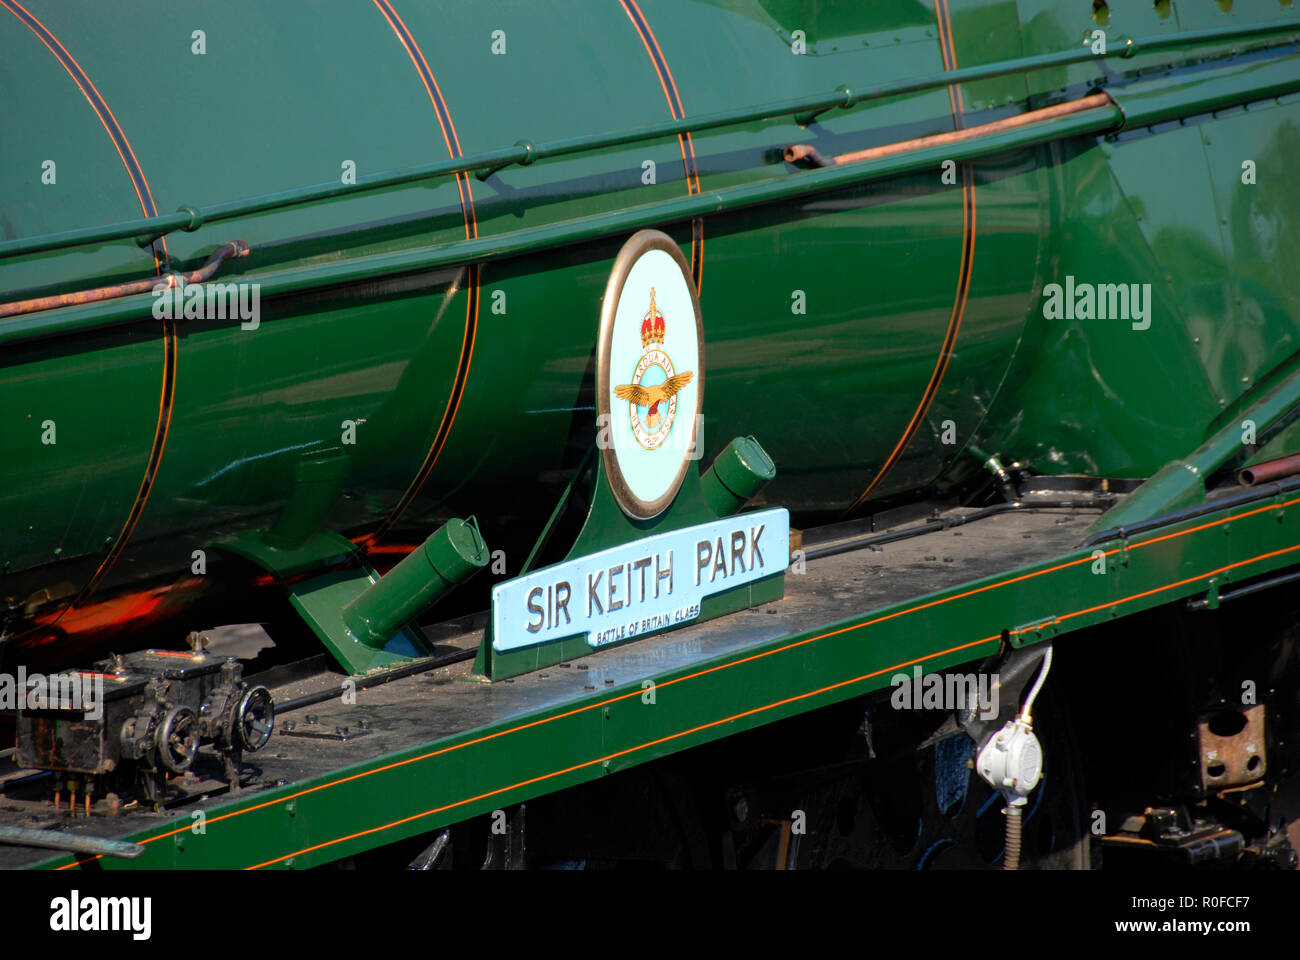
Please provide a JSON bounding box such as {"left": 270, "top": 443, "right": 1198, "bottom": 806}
{"left": 1086, "top": 360, "right": 1300, "bottom": 533}
{"left": 0, "top": 104, "right": 1123, "bottom": 347}
{"left": 13, "top": 47, "right": 1300, "bottom": 351}
{"left": 1106, "top": 52, "right": 1300, "bottom": 128}
{"left": 343, "top": 518, "right": 489, "bottom": 648}
{"left": 0, "top": 17, "right": 1293, "bottom": 261}
{"left": 701, "top": 436, "right": 776, "bottom": 517}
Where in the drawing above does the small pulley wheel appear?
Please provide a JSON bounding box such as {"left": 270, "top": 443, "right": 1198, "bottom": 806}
{"left": 156, "top": 705, "right": 199, "bottom": 773}
{"left": 235, "top": 685, "right": 275, "bottom": 752}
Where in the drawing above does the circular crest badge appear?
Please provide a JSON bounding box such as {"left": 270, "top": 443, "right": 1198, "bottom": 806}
{"left": 597, "top": 230, "right": 704, "bottom": 519}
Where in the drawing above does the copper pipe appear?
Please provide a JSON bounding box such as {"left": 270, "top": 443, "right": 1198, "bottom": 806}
{"left": 0, "top": 240, "right": 250, "bottom": 319}
{"left": 784, "top": 92, "right": 1115, "bottom": 168}
{"left": 1238, "top": 453, "right": 1300, "bottom": 486}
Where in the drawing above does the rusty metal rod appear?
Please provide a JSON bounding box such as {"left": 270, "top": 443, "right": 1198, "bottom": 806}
{"left": 1238, "top": 452, "right": 1300, "bottom": 486}
{"left": 784, "top": 92, "right": 1115, "bottom": 168}
{"left": 0, "top": 823, "right": 144, "bottom": 858}
{"left": 0, "top": 240, "right": 250, "bottom": 319}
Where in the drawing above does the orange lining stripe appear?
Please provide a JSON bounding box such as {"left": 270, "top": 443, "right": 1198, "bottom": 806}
{"left": 1018, "top": 543, "right": 1300, "bottom": 634}
{"left": 378, "top": 2, "right": 477, "bottom": 238}
{"left": 370, "top": 3, "right": 462, "bottom": 216}
{"left": 843, "top": 0, "right": 975, "bottom": 516}
{"left": 54, "top": 492, "right": 1300, "bottom": 869}
{"left": 73, "top": 320, "right": 178, "bottom": 607}
{"left": 246, "top": 534, "right": 1300, "bottom": 869}
{"left": 365, "top": 0, "right": 480, "bottom": 546}
{"left": 632, "top": 0, "right": 701, "bottom": 194}
{"left": 1, "top": 0, "right": 168, "bottom": 268}
{"left": 381, "top": 0, "right": 475, "bottom": 239}
{"left": 3, "top": 0, "right": 176, "bottom": 617}
{"left": 618, "top": 0, "right": 704, "bottom": 291}
{"left": 937, "top": 0, "right": 966, "bottom": 120}
{"left": 245, "top": 634, "right": 997, "bottom": 869}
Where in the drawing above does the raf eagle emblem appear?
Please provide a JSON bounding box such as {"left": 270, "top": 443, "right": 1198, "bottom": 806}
{"left": 614, "top": 287, "right": 694, "bottom": 440}
{"left": 614, "top": 373, "right": 694, "bottom": 430}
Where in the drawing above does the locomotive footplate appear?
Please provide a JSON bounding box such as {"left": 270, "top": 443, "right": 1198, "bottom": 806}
{"left": 20, "top": 487, "right": 1300, "bottom": 871}
{"left": 0, "top": 499, "right": 1109, "bottom": 869}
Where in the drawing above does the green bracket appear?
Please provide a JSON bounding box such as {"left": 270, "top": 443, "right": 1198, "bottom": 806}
{"left": 215, "top": 529, "right": 416, "bottom": 674}
{"left": 474, "top": 435, "right": 782, "bottom": 681}
{"left": 219, "top": 518, "right": 489, "bottom": 676}
{"left": 1009, "top": 615, "right": 1060, "bottom": 648}
{"left": 287, "top": 566, "right": 435, "bottom": 675}
{"left": 218, "top": 528, "right": 359, "bottom": 583}
{"left": 1086, "top": 359, "right": 1300, "bottom": 533}
{"left": 794, "top": 85, "right": 856, "bottom": 126}
{"left": 211, "top": 446, "right": 490, "bottom": 675}
{"left": 214, "top": 448, "right": 356, "bottom": 580}
{"left": 1202, "top": 578, "right": 1222, "bottom": 611}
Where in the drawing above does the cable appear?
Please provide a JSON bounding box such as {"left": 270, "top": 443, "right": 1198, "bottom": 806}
{"left": 1018, "top": 646, "right": 1053, "bottom": 726}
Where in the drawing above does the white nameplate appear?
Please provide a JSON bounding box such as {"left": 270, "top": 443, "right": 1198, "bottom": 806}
{"left": 491, "top": 508, "right": 789, "bottom": 652}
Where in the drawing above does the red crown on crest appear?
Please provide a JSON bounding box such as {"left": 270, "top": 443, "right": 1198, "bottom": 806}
{"left": 640, "top": 287, "right": 666, "bottom": 348}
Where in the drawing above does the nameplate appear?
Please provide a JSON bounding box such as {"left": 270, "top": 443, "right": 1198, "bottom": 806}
{"left": 491, "top": 508, "right": 789, "bottom": 652}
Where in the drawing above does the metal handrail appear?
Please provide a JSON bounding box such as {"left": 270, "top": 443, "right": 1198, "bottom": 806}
{"left": 3, "top": 36, "right": 1300, "bottom": 345}
{"left": 0, "top": 100, "right": 1123, "bottom": 345}
{"left": 0, "top": 17, "right": 1295, "bottom": 261}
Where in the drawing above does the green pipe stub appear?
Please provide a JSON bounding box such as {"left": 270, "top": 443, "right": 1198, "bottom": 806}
{"left": 702, "top": 436, "right": 776, "bottom": 516}
{"left": 424, "top": 516, "right": 490, "bottom": 584}
{"left": 344, "top": 517, "right": 489, "bottom": 647}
